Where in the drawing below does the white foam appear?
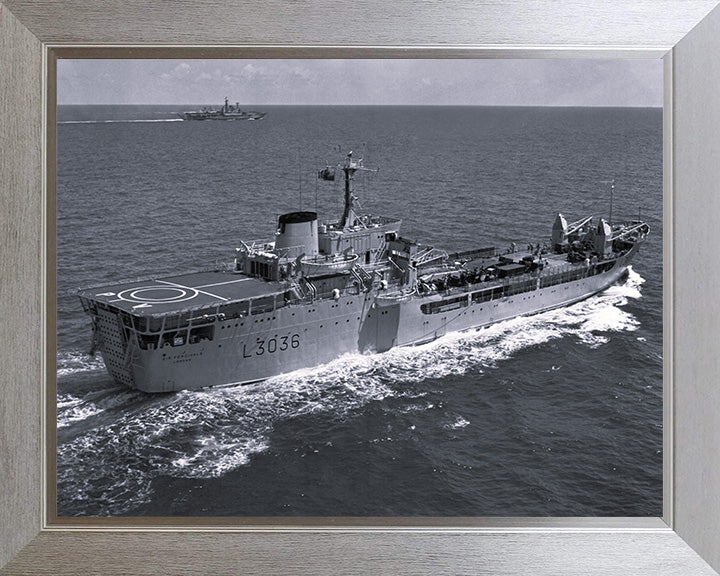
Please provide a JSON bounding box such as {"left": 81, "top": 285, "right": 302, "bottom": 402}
{"left": 576, "top": 305, "right": 639, "bottom": 348}
{"left": 57, "top": 393, "right": 83, "bottom": 410}
{"left": 57, "top": 403, "right": 104, "bottom": 428}
{"left": 171, "top": 436, "right": 270, "bottom": 477}
{"left": 57, "top": 351, "right": 106, "bottom": 377}
{"left": 57, "top": 387, "right": 142, "bottom": 428}
{"left": 57, "top": 350, "right": 401, "bottom": 513}
{"left": 445, "top": 416, "right": 470, "bottom": 429}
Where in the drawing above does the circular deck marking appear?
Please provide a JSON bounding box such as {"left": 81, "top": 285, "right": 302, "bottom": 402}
{"left": 117, "top": 286, "right": 199, "bottom": 304}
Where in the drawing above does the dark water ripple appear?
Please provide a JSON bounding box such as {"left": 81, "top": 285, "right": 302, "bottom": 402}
{"left": 57, "top": 105, "right": 662, "bottom": 517}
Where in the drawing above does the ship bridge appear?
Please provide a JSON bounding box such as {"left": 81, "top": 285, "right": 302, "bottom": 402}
{"left": 236, "top": 150, "right": 402, "bottom": 281}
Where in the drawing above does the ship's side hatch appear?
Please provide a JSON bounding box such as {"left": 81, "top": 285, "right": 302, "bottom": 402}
{"left": 374, "top": 304, "right": 400, "bottom": 352}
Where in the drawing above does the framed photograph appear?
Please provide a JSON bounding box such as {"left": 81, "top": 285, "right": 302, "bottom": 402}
{"left": 53, "top": 57, "right": 663, "bottom": 521}
{"left": 2, "top": 1, "right": 720, "bottom": 575}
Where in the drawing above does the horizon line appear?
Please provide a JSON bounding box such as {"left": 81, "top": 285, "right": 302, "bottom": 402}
{"left": 57, "top": 103, "right": 663, "bottom": 108}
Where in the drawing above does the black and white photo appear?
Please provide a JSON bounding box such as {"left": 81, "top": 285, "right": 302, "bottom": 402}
{"left": 56, "top": 59, "right": 663, "bottom": 518}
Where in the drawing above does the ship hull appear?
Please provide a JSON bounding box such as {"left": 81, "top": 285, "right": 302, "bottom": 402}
{"left": 179, "top": 112, "right": 266, "bottom": 121}
{"left": 99, "top": 253, "right": 635, "bottom": 393}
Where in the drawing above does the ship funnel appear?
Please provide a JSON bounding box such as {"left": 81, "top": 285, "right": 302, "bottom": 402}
{"left": 551, "top": 213, "right": 568, "bottom": 250}
{"left": 275, "top": 211, "right": 318, "bottom": 257}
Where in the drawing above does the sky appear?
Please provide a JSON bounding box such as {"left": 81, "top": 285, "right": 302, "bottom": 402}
{"left": 57, "top": 59, "right": 663, "bottom": 107}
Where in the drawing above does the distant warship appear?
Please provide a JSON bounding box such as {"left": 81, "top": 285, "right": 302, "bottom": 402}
{"left": 178, "top": 97, "right": 266, "bottom": 121}
{"left": 79, "top": 151, "right": 649, "bottom": 393}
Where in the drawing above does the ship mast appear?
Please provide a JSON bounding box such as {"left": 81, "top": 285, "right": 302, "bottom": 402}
{"left": 317, "top": 150, "right": 377, "bottom": 229}
{"left": 340, "top": 151, "right": 376, "bottom": 229}
{"left": 341, "top": 152, "right": 358, "bottom": 228}
{"left": 601, "top": 179, "right": 616, "bottom": 226}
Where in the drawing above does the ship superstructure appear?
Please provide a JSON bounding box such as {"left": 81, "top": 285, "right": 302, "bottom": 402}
{"left": 78, "top": 152, "right": 649, "bottom": 393}
{"left": 178, "top": 97, "right": 266, "bottom": 121}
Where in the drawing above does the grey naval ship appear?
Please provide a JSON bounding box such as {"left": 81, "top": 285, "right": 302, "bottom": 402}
{"left": 78, "top": 152, "right": 649, "bottom": 393}
{"left": 178, "top": 97, "right": 266, "bottom": 121}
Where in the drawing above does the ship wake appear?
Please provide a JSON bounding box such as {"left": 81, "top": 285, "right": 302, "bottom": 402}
{"left": 57, "top": 351, "right": 107, "bottom": 377}
{"left": 58, "top": 119, "right": 183, "bottom": 124}
{"left": 57, "top": 268, "right": 645, "bottom": 516}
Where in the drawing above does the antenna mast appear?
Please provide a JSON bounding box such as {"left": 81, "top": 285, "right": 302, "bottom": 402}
{"left": 298, "top": 148, "right": 302, "bottom": 210}
{"left": 341, "top": 152, "right": 356, "bottom": 227}
{"left": 601, "top": 179, "right": 616, "bottom": 225}
{"left": 317, "top": 149, "right": 377, "bottom": 229}
{"left": 340, "top": 151, "right": 376, "bottom": 229}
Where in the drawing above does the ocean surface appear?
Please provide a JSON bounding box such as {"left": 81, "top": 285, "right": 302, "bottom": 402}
{"left": 56, "top": 105, "right": 663, "bottom": 517}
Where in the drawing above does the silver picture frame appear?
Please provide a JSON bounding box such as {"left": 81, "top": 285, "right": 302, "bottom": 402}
{"left": 2, "top": 1, "right": 720, "bottom": 574}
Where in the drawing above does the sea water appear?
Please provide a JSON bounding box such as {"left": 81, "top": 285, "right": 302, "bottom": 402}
{"left": 56, "top": 105, "right": 662, "bottom": 516}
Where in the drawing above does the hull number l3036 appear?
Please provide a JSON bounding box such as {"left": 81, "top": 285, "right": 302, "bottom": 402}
{"left": 243, "top": 334, "right": 300, "bottom": 357}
